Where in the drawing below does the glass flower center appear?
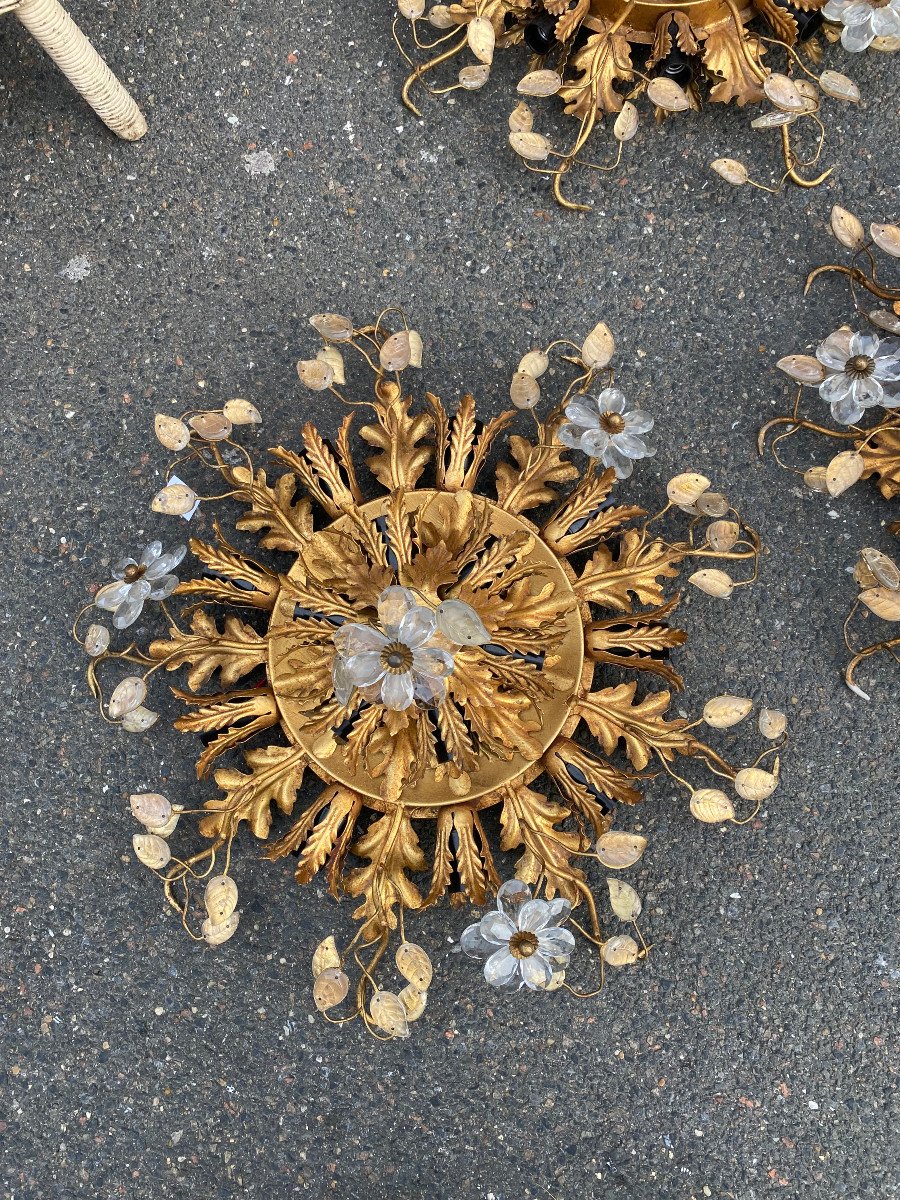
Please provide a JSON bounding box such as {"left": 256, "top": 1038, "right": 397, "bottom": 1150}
{"left": 381, "top": 641, "right": 413, "bottom": 674}
{"left": 508, "top": 930, "right": 539, "bottom": 959}
{"left": 846, "top": 354, "right": 874, "bottom": 378}
{"left": 600, "top": 411, "right": 625, "bottom": 434}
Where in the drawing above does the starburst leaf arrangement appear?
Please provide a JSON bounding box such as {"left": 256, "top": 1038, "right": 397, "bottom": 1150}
{"left": 75, "top": 308, "right": 786, "bottom": 1038}
{"left": 392, "top": 0, "right": 897, "bottom": 210}
{"left": 759, "top": 206, "right": 900, "bottom": 698}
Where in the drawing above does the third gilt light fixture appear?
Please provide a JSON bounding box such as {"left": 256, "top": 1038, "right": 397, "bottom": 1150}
{"left": 394, "top": 0, "right": 897, "bottom": 209}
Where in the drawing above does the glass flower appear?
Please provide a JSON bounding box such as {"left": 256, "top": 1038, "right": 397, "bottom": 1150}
{"left": 331, "top": 585, "right": 455, "bottom": 711}
{"left": 822, "top": 0, "right": 900, "bottom": 50}
{"left": 558, "top": 388, "right": 655, "bottom": 479}
{"left": 815, "top": 329, "right": 900, "bottom": 424}
{"left": 460, "top": 879, "right": 575, "bottom": 991}
{"left": 94, "top": 541, "right": 187, "bottom": 629}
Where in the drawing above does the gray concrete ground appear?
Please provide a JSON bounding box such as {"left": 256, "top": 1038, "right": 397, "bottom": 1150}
{"left": 1, "top": 2, "right": 898, "bottom": 1197}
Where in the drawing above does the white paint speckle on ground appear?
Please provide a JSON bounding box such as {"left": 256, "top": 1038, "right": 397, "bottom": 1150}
{"left": 242, "top": 150, "right": 276, "bottom": 177}
{"left": 60, "top": 255, "right": 90, "bottom": 281}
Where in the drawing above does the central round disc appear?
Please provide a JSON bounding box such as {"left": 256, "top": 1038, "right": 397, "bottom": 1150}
{"left": 268, "top": 490, "right": 590, "bottom": 814}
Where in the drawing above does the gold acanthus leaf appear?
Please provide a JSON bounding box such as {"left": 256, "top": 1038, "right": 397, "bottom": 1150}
{"left": 541, "top": 741, "right": 615, "bottom": 839}
{"left": 359, "top": 380, "right": 434, "bottom": 491}
{"left": 649, "top": 10, "right": 700, "bottom": 70}
{"left": 228, "top": 466, "right": 313, "bottom": 553}
{"left": 495, "top": 421, "right": 580, "bottom": 514}
{"left": 269, "top": 444, "right": 343, "bottom": 521}
{"left": 279, "top": 645, "right": 336, "bottom": 713}
{"left": 457, "top": 529, "right": 535, "bottom": 593}
{"left": 554, "top": 0, "right": 589, "bottom": 44}
{"left": 149, "top": 610, "right": 268, "bottom": 691}
{"left": 482, "top": 653, "right": 562, "bottom": 704}
{"left": 415, "top": 490, "right": 493, "bottom": 569}
{"left": 558, "top": 28, "right": 634, "bottom": 117}
{"left": 544, "top": 736, "right": 642, "bottom": 813}
{"left": 436, "top": 696, "right": 479, "bottom": 773}
{"left": 345, "top": 809, "right": 428, "bottom": 936}
{"left": 172, "top": 688, "right": 279, "bottom": 778}
{"left": 299, "top": 421, "right": 359, "bottom": 513}
{"left": 386, "top": 488, "right": 415, "bottom": 569}
{"left": 702, "top": 23, "right": 767, "bottom": 106}
{"left": 751, "top": 0, "right": 799, "bottom": 44}
{"left": 277, "top": 572, "right": 363, "bottom": 622}
{"left": 495, "top": 575, "right": 574, "bottom": 631}
{"left": 576, "top": 681, "right": 696, "bottom": 771}
{"left": 499, "top": 783, "right": 585, "bottom": 904}
{"left": 174, "top": 536, "right": 279, "bottom": 611}
{"left": 859, "top": 423, "right": 900, "bottom": 501}
{"left": 449, "top": 650, "right": 543, "bottom": 759}
{"left": 437, "top": 393, "right": 516, "bottom": 497}
{"left": 266, "top": 784, "right": 364, "bottom": 887}
{"left": 299, "top": 528, "right": 392, "bottom": 608}
{"left": 587, "top": 607, "right": 688, "bottom": 688}
{"left": 575, "top": 529, "right": 685, "bottom": 611}
{"left": 202, "top": 744, "right": 307, "bottom": 840}
{"left": 448, "top": 806, "right": 500, "bottom": 906}
{"left": 334, "top": 413, "right": 364, "bottom": 504}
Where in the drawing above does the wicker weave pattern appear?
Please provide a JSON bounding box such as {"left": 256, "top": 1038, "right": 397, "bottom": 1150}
{"left": 7, "top": 0, "right": 147, "bottom": 140}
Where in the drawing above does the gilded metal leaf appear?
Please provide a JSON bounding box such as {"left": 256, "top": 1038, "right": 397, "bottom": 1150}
{"left": 149, "top": 610, "right": 267, "bottom": 691}
{"left": 558, "top": 28, "right": 633, "bottom": 115}
{"left": 202, "top": 744, "right": 307, "bottom": 839}
{"left": 859, "top": 424, "right": 900, "bottom": 501}
{"left": 577, "top": 682, "right": 697, "bottom": 770}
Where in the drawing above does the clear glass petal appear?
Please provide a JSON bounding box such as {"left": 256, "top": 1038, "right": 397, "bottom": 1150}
{"left": 111, "top": 557, "right": 137, "bottom": 580}
{"left": 377, "top": 586, "right": 417, "bottom": 636}
{"left": 538, "top": 926, "right": 576, "bottom": 957}
{"left": 603, "top": 444, "right": 635, "bottom": 479}
{"left": 140, "top": 541, "right": 163, "bottom": 566}
{"left": 129, "top": 579, "right": 152, "bottom": 601}
{"left": 558, "top": 422, "right": 584, "bottom": 450}
{"left": 398, "top": 605, "right": 437, "bottom": 648}
{"left": 460, "top": 922, "right": 496, "bottom": 959}
{"left": 479, "top": 909, "right": 517, "bottom": 944}
{"left": 564, "top": 398, "right": 600, "bottom": 429}
{"left": 380, "top": 671, "right": 415, "bottom": 711}
{"left": 496, "top": 878, "right": 532, "bottom": 920}
{"left": 839, "top": 1, "right": 874, "bottom": 23}
{"left": 95, "top": 580, "right": 132, "bottom": 610}
{"left": 872, "top": 3, "right": 900, "bottom": 32}
{"left": 517, "top": 898, "right": 553, "bottom": 933}
{"left": 612, "top": 432, "right": 651, "bottom": 459}
{"left": 880, "top": 387, "right": 900, "bottom": 409}
{"left": 850, "top": 331, "right": 880, "bottom": 358}
{"left": 483, "top": 948, "right": 520, "bottom": 988}
{"left": 345, "top": 651, "right": 386, "bottom": 687}
{"left": 597, "top": 387, "right": 626, "bottom": 415}
{"left": 820, "top": 372, "right": 852, "bottom": 404}
{"left": 518, "top": 951, "right": 553, "bottom": 990}
{"left": 822, "top": 0, "right": 851, "bottom": 15}
{"left": 545, "top": 897, "right": 572, "bottom": 925}
{"left": 816, "top": 330, "right": 852, "bottom": 370}
{"left": 112, "top": 593, "right": 145, "bottom": 630}
{"left": 144, "top": 545, "right": 187, "bottom": 579}
{"left": 841, "top": 17, "right": 874, "bottom": 47}
{"left": 413, "top": 674, "right": 446, "bottom": 706}
{"left": 852, "top": 375, "right": 883, "bottom": 407}
{"left": 148, "top": 574, "right": 178, "bottom": 600}
{"left": 580, "top": 428, "right": 610, "bottom": 457}
{"left": 332, "top": 656, "right": 355, "bottom": 705}
{"left": 334, "top": 622, "right": 388, "bottom": 656}
{"left": 831, "top": 394, "right": 865, "bottom": 425}
{"left": 412, "top": 646, "right": 455, "bottom": 678}
{"left": 622, "top": 408, "right": 654, "bottom": 435}
{"left": 873, "top": 354, "right": 900, "bottom": 383}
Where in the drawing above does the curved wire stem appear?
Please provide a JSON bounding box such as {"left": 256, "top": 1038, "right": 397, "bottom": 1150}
{"left": 805, "top": 263, "right": 900, "bottom": 302}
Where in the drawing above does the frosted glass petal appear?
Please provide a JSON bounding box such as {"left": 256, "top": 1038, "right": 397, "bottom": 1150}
{"left": 111, "top": 557, "right": 138, "bottom": 580}
{"left": 517, "top": 899, "right": 553, "bottom": 933}
{"left": 613, "top": 432, "right": 652, "bottom": 459}
{"left": 603, "top": 444, "right": 634, "bottom": 479}
{"left": 345, "top": 651, "right": 386, "bottom": 687}
{"left": 622, "top": 408, "right": 654, "bottom": 435}
{"left": 479, "top": 910, "right": 517, "bottom": 944}
{"left": 546, "top": 897, "right": 573, "bottom": 925}
{"left": 880, "top": 386, "right": 900, "bottom": 409}
{"left": 816, "top": 331, "right": 852, "bottom": 370}
{"left": 140, "top": 541, "right": 163, "bottom": 566}
{"left": 872, "top": 4, "right": 900, "bottom": 32}
{"left": 148, "top": 574, "right": 178, "bottom": 600}
{"left": 564, "top": 398, "right": 600, "bottom": 429}
{"left": 519, "top": 952, "right": 552, "bottom": 990}
{"left": 412, "top": 647, "right": 455, "bottom": 678}
{"left": 580, "top": 428, "right": 610, "bottom": 457}
{"left": 398, "top": 605, "right": 437, "bottom": 648}
{"left": 839, "top": 1, "right": 872, "bottom": 24}
{"left": 822, "top": 0, "right": 850, "bottom": 16}
{"left": 850, "top": 331, "right": 880, "bottom": 358}
{"left": 874, "top": 354, "right": 900, "bottom": 383}
{"left": 496, "top": 879, "right": 531, "bottom": 920}
{"left": 483, "top": 948, "right": 520, "bottom": 988}
{"left": 381, "top": 671, "right": 415, "bottom": 711}
{"left": 435, "top": 599, "right": 490, "bottom": 646}
{"left": 597, "top": 387, "right": 626, "bottom": 414}
{"left": 378, "top": 586, "right": 417, "bottom": 635}
{"left": 841, "top": 18, "right": 874, "bottom": 48}
{"left": 538, "top": 926, "right": 576, "bottom": 957}
{"left": 460, "top": 922, "right": 496, "bottom": 958}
